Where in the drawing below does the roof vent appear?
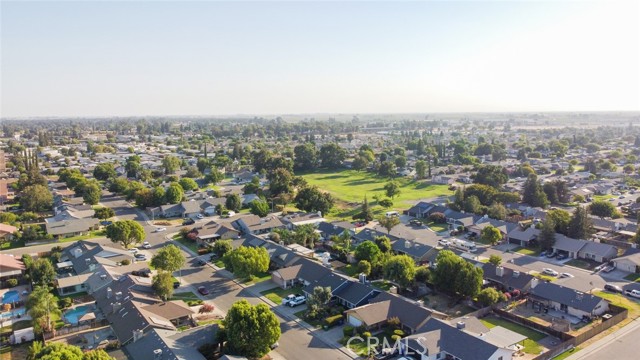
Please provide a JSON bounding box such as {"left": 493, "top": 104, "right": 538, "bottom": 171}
{"left": 456, "top": 321, "right": 466, "bottom": 329}
{"left": 513, "top": 271, "right": 520, "bottom": 278}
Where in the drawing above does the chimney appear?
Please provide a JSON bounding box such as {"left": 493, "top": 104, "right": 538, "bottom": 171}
{"left": 115, "top": 291, "right": 122, "bottom": 301}
{"left": 153, "top": 349, "right": 163, "bottom": 360}
{"left": 513, "top": 271, "right": 520, "bottom": 278}
{"left": 106, "top": 287, "right": 112, "bottom": 299}
{"left": 404, "top": 240, "right": 411, "bottom": 249}
{"left": 132, "top": 329, "right": 144, "bottom": 343}
{"left": 359, "top": 273, "right": 367, "bottom": 284}
{"left": 456, "top": 321, "right": 466, "bottom": 329}
{"left": 112, "top": 302, "right": 121, "bottom": 313}
{"left": 496, "top": 266, "right": 504, "bottom": 277}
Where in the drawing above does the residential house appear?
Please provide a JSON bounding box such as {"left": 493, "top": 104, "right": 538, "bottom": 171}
{"left": 431, "top": 175, "right": 456, "bottom": 185}
{"left": 507, "top": 226, "right": 539, "bottom": 247}
{"left": 391, "top": 239, "right": 437, "bottom": 265}
{"left": 0, "top": 224, "right": 18, "bottom": 241}
{"left": 56, "top": 273, "right": 92, "bottom": 295}
{"left": 45, "top": 218, "right": 100, "bottom": 239}
{"left": 612, "top": 250, "right": 640, "bottom": 273}
{"left": 577, "top": 241, "right": 618, "bottom": 263}
{"left": 232, "top": 215, "right": 285, "bottom": 235}
{"left": 270, "top": 257, "right": 331, "bottom": 289}
{"left": 0, "top": 254, "right": 25, "bottom": 283}
{"left": 529, "top": 282, "right": 609, "bottom": 320}
{"left": 190, "top": 221, "right": 240, "bottom": 246}
{"left": 281, "top": 212, "right": 326, "bottom": 229}
{"left": 403, "top": 318, "right": 514, "bottom": 360}
{"left": 344, "top": 291, "right": 433, "bottom": 334}
{"left": 317, "top": 221, "right": 355, "bottom": 241}
{"left": 406, "top": 201, "right": 435, "bottom": 219}
{"left": 482, "top": 264, "right": 537, "bottom": 293}
{"left": 126, "top": 325, "right": 217, "bottom": 360}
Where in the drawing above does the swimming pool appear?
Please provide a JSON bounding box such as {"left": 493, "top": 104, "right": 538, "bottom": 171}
{"left": 2, "top": 290, "right": 19, "bottom": 305}
{"left": 64, "top": 305, "right": 88, "bottom": 325}
{"left": 0, "top": 308, "right": 25, "bottom": 319}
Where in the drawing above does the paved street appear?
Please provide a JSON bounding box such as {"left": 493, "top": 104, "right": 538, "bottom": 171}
{"left": 565, "top": 318, "right": 640, "bottom": 360}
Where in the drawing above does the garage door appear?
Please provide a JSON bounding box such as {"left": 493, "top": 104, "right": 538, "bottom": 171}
{"left": 348, "top": 315, "right": 363, "bottom": 327}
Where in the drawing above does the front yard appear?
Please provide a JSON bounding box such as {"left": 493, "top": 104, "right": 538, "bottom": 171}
{"left": 240, "top": 271, "right": 271, "bottom": 285}
{"left": 594, "top": 291, "right": 640, "bottom": 318}
{"left": 565, "top": 259, "right": 598, "bottom": 271}
{"left": 421, "top": 292, "right": 475, "bottom": 317}
{"left": 59, "top": 230, "right": 106, "bottom": 243}
{"left": 480, "top": 316, "right": 545, "bottom": 354}
{"left": 173, "top": 234, "right": 199, "bottom": 253}
{"left": 514, "top": 246, "right": 540, "bottom": 256}
{"left": 425, "top": 221, "right": 449, "bottom": 233}
{"left": 260, "top": 285, "right": 303, "bottom": 305}
{"left": 623, "top": 273, "right": 640, "bottom": 282}
{"left": 337, "top": 264, "right": 360, "bottom": 278}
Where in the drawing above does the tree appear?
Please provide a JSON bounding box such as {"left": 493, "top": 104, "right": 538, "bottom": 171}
{"left": 384, "top": 181, "right": 401, "bottom": 199}
{"left": 106, "top": 220, "right": 145, "bottom": 249}
{"left": 222, "top": 246, "right": 269, "bottom": 278}
{"left": 378, "top": 216, "right": 400, "bottom": 234}
{"left": 353, "top": 195, "right": 374, "bottom": 222}
{"left": 487, "top": 203, "right": 506, "bottom": 220}
{"left": 19, "top": 184, "right": 53, "bottom": 212}
{"left": 384, "top": 255, "right": 416, "bottom": 289}
{"left": 31, "top": 258, "right": 56, "bottom": 286}
{"left": 522, "top": 174, "right": 549, "bottom": 208}
{"left": 480, "top": 225, "right": 502, "bottom": 245}
{"left": 463, "top": 195, "right": 482, "bottom": 214}
{"left": 27, "top": 286, "right": 61, "bottom": 335}
{"left": 212, "top": 239, "right": 233, "bottom": 258}
{"left": 225, "top": 194, "right": 242, "bottom": 212}
{"left": 26, "top": 341, "right": 113, "bottom": 360}
{"left": 539, "top": 217, "right": 557, "bottom": 250}
{"left": 374, "top": 236, "right": 392, "bottom": 253}
{"left": 354, "top": 241, "right": 382, "bottom": 264}
{"left": 547, "top": 208, "right": 571, "bottom": 235}
{"left": 319, "top": 143, "right": 346, "bottom": 169}
{"left": 378, "top": 198, "right": 393, "bottom": 208}
{"left": 293, "top": 143, "right": 318, "bottom": 171}
{"left": 568, "top": 206, "right": 593, "bottom": 239}
{"left": 243, "top": 176, "right": 262, "bottom": 195}
{"left": 81, "top": 182, "right": 102, "bottom": 205}
{"left": 474, "top": 165, "right": 508, "bottom": 188}
{"left": 477, "top": 288, "right": 506, "bottom": 306}
{"left": 454, "top": 261, "right": 483, "bottom": 298}
{"left": 165, "top": 183, "right": 184, "bottom": 204}
{"left": 223, "top": 299, "right": 281, "bottom": 359}
{"left": 588, "top": 200, "right": 619, "bottom": 218}
{"left": 415, "top": 266, "right": 431, "bottom": 284}
{"left": 294, "top": 186, "right": 334, "bottom": 215}
{"left": 151, "top": 244, "right": 185, "bottom": 272}
{"left": 0, "top": 212, "right": 19, "bottom": 225}
{"left": 162, "top": 155, "right": 181, "bottom": 174}
{"left": 249, "top": 199, "right": 270, "bottom": 217}
{"left": 431, "top": 250, "right": 483, "bottom": 298}
{"left": 93, "top": 163, "right": 116, "bottom": 181}
{"left": 488, "top": 254, "right": 502, "bottom": 266}
{"left": 152, "top": 271, "right": 174, "bottom": 301}
{"left": 305, "top": 286, "right": 333, "bottom": 319}
{"left": 415, "top": 160, "right": 427, "bottom": 179}
{"left": 178, "top": 178, "right": 198, "bottom": 192}
{"left": 109, "top": 177, "right": 129, "bottom": 194}
{"left": 357, "top": 260, "right": 371, "bottom": 276}
{"left": 204, "top": 168, "right": 224, "bottom": 185}
{"left": 94, "top": 207, "right": 115, "bottom": 220}
{"left": 268, "top": 168, "right": 293, "bottom": 197}
{"left": 185, "top": 165, "right": 202, "bottom": 179}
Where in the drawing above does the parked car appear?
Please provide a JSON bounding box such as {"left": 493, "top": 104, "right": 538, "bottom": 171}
{"left": 546, "top": 251, "right": 557, "bottom": 258}
{"left": 196, "top": 214, "right": 204, "bottom": 219}
{"left": 542, "top": 268, "right": 559, "bottom": 277}
{"left": 624, "top": 289, "right": 640, "bottom": 299}
{"left": 142, "top": 241, "right": 151, "bottom": 249}
{"left": 560, "top": 272, "right": 574, "bottom": 278}
{"left": 198, "top": 286, "right": 210, "bottom": 295}
{"left": 556, "top": 253, "right": 568, "bottom": 260}
{"left": 288, "top": 295, "right": 306, "bottom": 307}
{"left": 409, "top": 219, "right": 422, "bottom": 227}
{"left": 197, "top": 258, "right": 207, "bottom": 266}
{"left": 128, "top": 248, "right": 139, "bottom": 253}
{"left": 173, "top": 281, "right": 181, "bottom": 289}
{"left": 155, "top": 227, "right": 167, "bottom": 232}
{"left": 602, "top": 264, "right": 616, "bottom": 273}
{"left": 438, "top": 239, "right": 451, "bottom": 247}
{"left": 183, "top": 218, "right": 195, "bottom": 225}
{"left": 604, "top": 284, "right": 623, "bottom": 293}
{"left": 135, "top": 253, "right": 147, "bottom": 261}
{"left": 100, "top": 221, "right": 113, "bottom": 226}
{"left": 282, "top": 294, "right": 297, "bottom": 306}
{"left": 132, "top": 269, "right": 151, "bottom": 278}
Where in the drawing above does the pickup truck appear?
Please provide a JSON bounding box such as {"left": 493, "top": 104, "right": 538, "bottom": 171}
{"left": 624, "top": 289, "right": 640, "bottom": 299}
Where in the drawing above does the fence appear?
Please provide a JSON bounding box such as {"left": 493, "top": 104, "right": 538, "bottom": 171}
{"left": 43, "top": 319, "right": 109, "bottom": 340}
{"left": 493, "top": 308, "right": 572, "bottom": 341}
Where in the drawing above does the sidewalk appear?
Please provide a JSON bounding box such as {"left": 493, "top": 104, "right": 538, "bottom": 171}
{"left": 564, "top": 318, "right": 640, "bottom": 359}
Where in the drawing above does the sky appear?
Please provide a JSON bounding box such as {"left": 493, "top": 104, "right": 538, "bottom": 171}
{"left": 1, "top": 0, "right": 639, "bottom": 118}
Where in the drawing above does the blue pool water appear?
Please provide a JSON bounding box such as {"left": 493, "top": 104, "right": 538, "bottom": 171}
{"left": 2, "top": 290, "right": 19, "bottom": 304}
{"left": 0, "top": 308, "right": 25, "bottom": 319}
{"left": 64, "top": 305, "right": 88, "bottom": 325}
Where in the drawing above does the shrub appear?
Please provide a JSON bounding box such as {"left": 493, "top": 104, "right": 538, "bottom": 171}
{"left": 363, "top": 331, "right": 371, "bottom": 339}
{"left": 387, "top": 316, "right": 401, "bottom": 330}
{"left": 391, "top": 335, "right": 401, "bottom": 342}
{"left": 197, "top": 248, "right": 211, "bottom": 255}
{"left": 343, "top": 326, "right": 354, "bottom": 337}
{"left": 324, "top": 314, "right": 343, "bottom": 328}
{"left": 199, "top": 304, "right": 215, "bottom": 313}
{"left": 356, "top": 324, "right": 367, "bottom": 335}
{"left": 188, "top": 300, "right": 204, "bottom": 306}
{"left": 106, "top": 341, "right": 120, "bottom": 350}
{"left": 6, "top": 279, "right": 18, "bottom": 288}
{"left": 59, "top": 297, "right": 73, "bottom": 309}
{"left": 120, "top": 259, "right": 131, "bottom": 265}
{"left": 428, "top": 212, "right": 446, "bottom": 223}
{"left": 393, "top": 329, "right": 405, "bottom": 337}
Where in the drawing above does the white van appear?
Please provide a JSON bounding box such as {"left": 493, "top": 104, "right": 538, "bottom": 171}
{"left": 385, "top": 211, "right": 399, "bottom": 218}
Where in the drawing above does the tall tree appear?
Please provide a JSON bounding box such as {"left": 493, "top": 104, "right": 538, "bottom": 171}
{"left": 415, "top": 160, "right": 427, "bottom": 179}
{"left": 354, "top": 241, "right": 382, "bottom": 264}
{"left": 225, "top": 193, "right": 242, "bottom": 212}
{"left": 178, "top": 178, "right": 198, "bottom": 192}
{"left": 150, "top": 244, "right": 186, "bottom": 272}
{"left": 162, "top": 155, "right": 181, "bottom": 174}
{"left": 384, "top": 181, "right": 401, "bottom": 199}
{"left": 378, "top": 215, "right": 400, "bottom": 234}
{"left": 31, "top": 258, "right": 56, "bottom": 286}
{"left": 294, "top": 185, "right": 334, "bottom": 215}
{"left": 223, "top": 299, "right": 281, "bottom": 359}
{"left": 480, "top": 225, "right": 502, "bottom": 245}
{"left": 568, "top": 206, "right": 593, "bottom": 239}
{"left": 93, "top": 163, "right": 117, "bottom": 181}
{"left": 81, "top": 182, "right": 102, "bottom": 205}
{"left": 165, "top": 183, "right": 184, "bottom": 204}
{"left": 222, "top": 246, "right": 269, "bottom": 278}
{"left": 588, "top": 200, "right": 619, "bottom": 218}
{"left": 353, "top": 195, "right": 374, "bottom": 222}
{"left": 152, "top": 271, "right": 174, "bottom": 301}
{"left": 522, "top": 174, "right": 549, "bottom": 208}
{"left": 538, "top": 217, "right": 557, "bottom": 250}
{"left": 27, "top": 286, "right": 61, "bottom": 335}
{"left": 319, "top": 143, "right": 346, "bottom": 169}
{"left": 293, "top": 143, "right": 318, "bottom": 171}
{"left": 384, "top": 255, "right": 416, "bottom": 289}
{"left": 94, "top": 207, "right": 115, "bottom": 220}
{"left": 19, "top": 185, "right": 53, "bottom": 212}
{"left": 268, "top": 168, "right": 294, "bottom": 197}
{"left": 106, "top": 220, "right": 146, "bottom": 249}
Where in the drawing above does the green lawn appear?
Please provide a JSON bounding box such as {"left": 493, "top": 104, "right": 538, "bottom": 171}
{"left": 300, "top": 170, "right": 452, "bottom": 218}
{"left": 58, "top": 230, "right": 106, "bottom": 243}
{"left": 260, "top": 285, "right": 303, "bottom": 304}
{"left": 197, "top": 319, "right": 222, "bottom": 327}
{"left": 171, "top": 291, "right": 200, "bottom": 302}
{"left": 514, "top": 246, "right": 540, "bottom": 256}
{"left": 58, "top": 291, "right": 88, "bottom": 300}
{"left": 594, "top": 291, "right": 640, "bottom": 318}
{"left": 425, "top": 221, "right": 449, "bottom": 233}
{"left": 480, "top": 316, "right": 545, "bottom": 354}
{"left": 293, "top": 309, "right": 323, "bottom": 328}
{"left": 0, "top": 238, "right": 25, "bottom": 250}
{"left": 213, "top": 259, "right": 225, "bottom": 268}
{"left": 532, "top": 272, "right": 557, "bottom": 282}
{"left": 553, "top": 347, "right": 581, "bottom": 360}
{"left": 565, "top": 259, "right": 596, "bottom": 271}
{"left": 624, "top": 273, "right": 640, "bottom": 282}
{"left": 371, "top": 281, "right": 394, "bottom": 292}
{"left": 593, "top": 194, "right": 615, "bottom": 202}
{"left": 338, "top": 264, "right": 360, "bottom": 278}
{"left": 241, "top": 271, "right": 271, "bottom": 285}
{"left": 173, "top": 235, "right": 199, "bottom": 253}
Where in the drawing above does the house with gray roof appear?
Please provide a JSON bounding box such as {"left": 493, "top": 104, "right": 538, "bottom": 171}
{"left": 232, "top": 215, "right": 285, "bottom": 235}
{"left": 612, "top": 249, "right": 640, "bottom": 273}
{"left": 529, "top": 282, "right": 609, "bottom": 320}
{"left": 391, "top": 238, "right": 437, "bottom": 265}
{"left": 578, "top": 241, "right": 618, "bottom": 263}
{"left": 126, "top": 325, "right": 217, "bottom": 360}
{"left": 482, "top": 264, "right": 538, "bottom": 293}
{"left": 45, "top": 218, "right": 100, "bottom": 238}
{"left": 507, "top": 225, "right": 539, "bottom": 247}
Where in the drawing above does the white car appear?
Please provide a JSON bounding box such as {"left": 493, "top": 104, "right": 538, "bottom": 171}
{"left": 196, "top": 214, "right": 204, "bottom": 219}
{"left": 438, "top": 239, "right": 451, "bottom": 247}
{"left": 624, "top": 289, "right": 640, "bottom": 299}
{"left": 542, "top": 268, "right": 559, "bottom": 277}
{"left": 128, "top": 248, "right": 139, "bottom": 253}
{"left": 142, "top": 242, "right": 151, "bottom": 249}
{"left": 560, "top": 272, "right": 574, "bottom": 278}
{"left": 155, "top": 227, "right": 166, "bottom": 232}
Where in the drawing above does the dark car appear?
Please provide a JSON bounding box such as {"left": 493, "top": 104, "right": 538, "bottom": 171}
{"left": 409, "top": 219, "right": 422, "bottom": 227}
{"left": 198, "top": 286, "right": 209, "bottom": 295}
{"left": 183, "top": 218, "right": 195, "bottom": 225}
{"left": 173, "top": 281, "right": 181, "bottom": 289}
{"left": 604, "top": 284, "right": 623, "bottom": 293}
{"left": 132, "top": 268, "right": 151, "bottom": 278}
{"left": 197, "top": 258, "right": 207, "bottom": 266}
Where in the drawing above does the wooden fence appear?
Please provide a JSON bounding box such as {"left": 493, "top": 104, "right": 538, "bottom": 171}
{"left": 43, "top": 319, "right": 108, "bottom": 340}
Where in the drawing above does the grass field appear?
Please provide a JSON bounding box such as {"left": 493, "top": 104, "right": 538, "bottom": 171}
{"left": 171, "top": 291, "right": 200, "bottom": 302}
{"left": 300, "top": 170, "right": 452, "bottom": 218}
{"left": 260, "top": 285, "right": 303, "bottom": 304}
{"left": 58, "top": 230, "right": 106, "bottom": 243}
{"left": 480, "top": 316, "right": 545, "bottom": 354}
{"left": 553, "top": 347, "right": 581, "bottom": 360}
{"left": 594, "top": 291, "right": 640, "bottom": 318}
{"left": 514, "top": 246, "right": 540, "bottom": 256}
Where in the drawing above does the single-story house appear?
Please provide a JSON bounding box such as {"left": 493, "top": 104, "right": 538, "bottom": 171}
{"left": 232, "top": 215, "right": 285, "bottom": 235}
{"left": 56, "top": 273, "right": 91, "bottom": 295}
{"left": 0, "top": 223, "right": 18, "bottom": 241}
{"left": 612, "top": 250, "right": 640, "bottom": 273}
{"left": 577, "top": 241, "right": 618, "bottom": 263}
{"left": 45, "top": 218, "right": 100, "bottom": 239}
{"left": 507, "top": 226, "right": 539, "bottom": 247}
{"left": 0, "top": 254, "right": 25, "bottom": 282}
{"left": 529, "top": 282, "right": 609, "bottom": 320}
{"left": 482, "top": 264, "right": 538, "bottom": 293}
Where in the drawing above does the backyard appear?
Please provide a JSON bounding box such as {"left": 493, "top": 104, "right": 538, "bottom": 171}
{"left": 565, "top": 259, "right": 598, "bottom": 271}
{"left": 260, "top": 285, "right": 303, "bottom": 304}
{"left": 300, "top": 170, "right": 452, "bottom": 218}
{"left": 421, "top": 292, "right": 475, "bottom": 317}
{"left": 480, "top": 316, "right": 545, "bottom": 355}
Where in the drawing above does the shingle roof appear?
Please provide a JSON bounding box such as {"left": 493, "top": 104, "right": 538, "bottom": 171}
{"left": 531, "top": 282, "right": 607, "bottom": 313}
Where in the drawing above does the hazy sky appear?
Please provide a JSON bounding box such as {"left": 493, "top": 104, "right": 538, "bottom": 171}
{"left": 1, "top": 0, "right": 638, "bottom": 118}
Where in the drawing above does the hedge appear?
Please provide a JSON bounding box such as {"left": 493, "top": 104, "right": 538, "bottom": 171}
{"left": 324, "top": 314, "right": 343, "bottom": 328}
